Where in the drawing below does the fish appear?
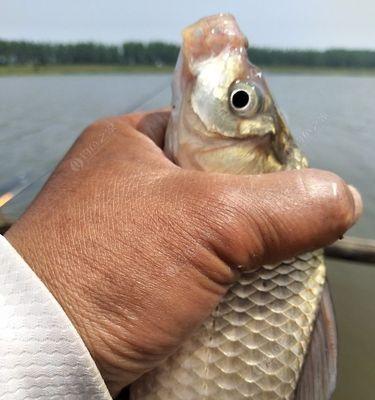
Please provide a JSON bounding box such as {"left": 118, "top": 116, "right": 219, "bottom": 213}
{"left": 131, "top": 14, "right": 337, "bottom": 400}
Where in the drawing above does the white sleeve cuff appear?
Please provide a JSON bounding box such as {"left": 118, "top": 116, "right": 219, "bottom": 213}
{"left": 0, "top": 235, "right": 112, "bottom": 399}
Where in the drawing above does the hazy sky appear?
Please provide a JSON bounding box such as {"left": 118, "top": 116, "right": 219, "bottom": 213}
{"left": 1, "top": 0, "right": 375, "bottom": 49}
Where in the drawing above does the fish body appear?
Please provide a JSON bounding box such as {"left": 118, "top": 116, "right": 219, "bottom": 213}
{"left": 131, "top": 14, "right": 336, "bottom": 400}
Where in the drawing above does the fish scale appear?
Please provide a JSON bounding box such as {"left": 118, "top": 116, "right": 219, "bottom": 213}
{"left": 131, "top": 252, "right": 325, "bottom": 399}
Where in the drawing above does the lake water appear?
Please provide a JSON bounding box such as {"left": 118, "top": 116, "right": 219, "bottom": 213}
{"left": 0, "top": 73, "right": 374, "bottom": 399}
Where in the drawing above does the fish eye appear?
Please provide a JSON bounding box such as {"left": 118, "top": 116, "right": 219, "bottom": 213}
{"left": 230, "top": 89, "right": 250, "bottom": 110}
{"left": 229, "top": 82, "right": 263, "bottom": 117}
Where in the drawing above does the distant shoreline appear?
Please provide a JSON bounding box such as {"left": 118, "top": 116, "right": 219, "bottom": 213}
{"left": 0, "top": 64, "right": 173, "bottom": 76}
{"left": 1, "top": 64, "right": 375, "bottom": 76}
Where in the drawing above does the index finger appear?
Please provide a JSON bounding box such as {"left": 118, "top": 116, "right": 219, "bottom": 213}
{"left": 121, "top": 109, "right": 171, "bottom": 148}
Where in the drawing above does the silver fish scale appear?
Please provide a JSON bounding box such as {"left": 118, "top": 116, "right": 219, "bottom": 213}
{"left": 131, "top": 251, "right": 325, "bottom": 400}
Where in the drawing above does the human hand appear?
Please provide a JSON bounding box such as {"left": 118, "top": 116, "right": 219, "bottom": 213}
{"left": 5, "top": 110, "right": 362, "bottom": 396}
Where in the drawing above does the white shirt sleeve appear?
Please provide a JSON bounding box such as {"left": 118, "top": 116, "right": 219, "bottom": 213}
{"left": 0, "top": 235, "right": 112, "bottom": 399}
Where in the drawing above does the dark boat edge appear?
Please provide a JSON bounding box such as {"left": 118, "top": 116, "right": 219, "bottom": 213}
{"left": 325, "top": 236, "right": 375, "bottom": 264}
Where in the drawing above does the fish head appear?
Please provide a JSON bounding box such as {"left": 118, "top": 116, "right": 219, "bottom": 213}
{"left": 165, "top": 14, "right": 305, "bottom": 174}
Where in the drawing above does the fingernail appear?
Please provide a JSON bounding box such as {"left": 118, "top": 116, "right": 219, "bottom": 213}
{"left": 348, "top": 184, "right": 363, "bottom": 223}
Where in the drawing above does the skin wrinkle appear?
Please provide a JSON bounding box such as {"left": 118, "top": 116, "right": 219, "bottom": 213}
{"left": 95, "top": 294, "right": 176, "bottom": 359}
{"left": 155, "top": 223, "right": 226, "bottom": 295}
{"left": 257, "top": 190, "right": 308, "bottom": 257}
{"left": 164, "top": 210, "right": 233, "bottom": 288}
{"left": 158, "top": 191, "right": 233, "bottom": 288}
{"left": 90, "top": 328, "right": 159, "bottom": 384}
{"left": 205, "top": 183, "right": 269, "bottom": 268}
{"left": 158, "top": 184, "right": 238, "bottom": 285}
{"left": 96, "top": 320, "right": 174, "bottom": 365}
{"left": 113, "top": 288, "right": 211, "bottom": 362}
{"left": 249, "top": 205, "right": 282, "bottom": 264}
{"left": 230, "top": 179, "right": 269, "bottom": 265}
{"left": 4, "top": 111, "right": 362, "bottom": 396}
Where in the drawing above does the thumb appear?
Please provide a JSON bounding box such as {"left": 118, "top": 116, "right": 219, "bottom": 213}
{"left": 194, "top": 168, "right": 362, "bottom": 270}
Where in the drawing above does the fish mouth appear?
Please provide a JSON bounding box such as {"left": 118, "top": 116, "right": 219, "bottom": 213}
{"left": 213, "top": 122, "right": 276, "bottom": 141}
{"left": 208, "top": 130, "right": 275, "bottom": 151}
{"left": 182, "top": 14, "right": 248, "bottom": 64}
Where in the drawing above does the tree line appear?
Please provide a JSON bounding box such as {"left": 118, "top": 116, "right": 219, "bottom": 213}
{"left": 1, "top": 39, "right": 375, "bottom": 68}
